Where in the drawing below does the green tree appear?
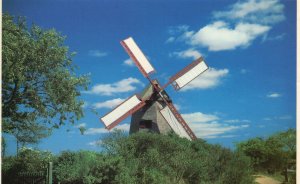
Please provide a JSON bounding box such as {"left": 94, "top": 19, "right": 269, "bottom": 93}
{"left": 2, "top": 14, "right": 89, "bottom": 143}
{"left": 237, "top": 129, "right": 296, "bottom": 183}
{"left": 221, "top": 151, "right": 254, "bottom": 184}
{"left": 267, "top": 129, "right": 296, "bottom": 182}
{"left": 236, "top": 137, "right": 267, "bottom": 171}
{"left": 12, "top": 120, "right": 51, "bottom": 155}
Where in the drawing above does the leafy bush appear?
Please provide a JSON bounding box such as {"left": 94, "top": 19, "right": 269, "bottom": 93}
{"left": 2, "top": 132, "right": 255, "bottom": 184}
{"left": 2, "top": 147, "right": 53, "bottom": 183}
{"left": 54, "top": 150, "right": 100, "bottom": 184}
{"left": 99, "top": 130, "right": 254, "bottom": 184}
{"left": 221, "top": 151, "right": 254, "bottom": 184}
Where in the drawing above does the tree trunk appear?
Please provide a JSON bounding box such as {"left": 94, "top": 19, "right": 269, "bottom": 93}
{"left": 284, "top": 167, "right": 288, "bottom": 182}
{"left": 16, "top": 139, "right": 19, "bottom": 157}
{"left": 1, "top": 136, "right": 6, "bottom": 158}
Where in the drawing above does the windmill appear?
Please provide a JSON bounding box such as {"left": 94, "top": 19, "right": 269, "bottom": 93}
{"left": 100, "top": 37, "right": 208, "bottom": 140}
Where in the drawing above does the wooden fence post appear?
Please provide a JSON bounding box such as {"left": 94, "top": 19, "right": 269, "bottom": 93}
{"left": 48, "top": 162, "right": 53, "bottom": 184}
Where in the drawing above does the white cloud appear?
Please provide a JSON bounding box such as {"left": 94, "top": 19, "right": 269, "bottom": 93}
{"left": 166, "top": 37, "right": 175, "bottom": 43}
{"left": 186, "top": 21, "right": 270, "bottom": 51}
{"left": 123, "top": 58, "right": 135, "bottom": 67}
{"left": 112, "top": 123, "right": 130, "bottom": 131}
{"left": 279, "top": 115, "right": 292, "bottom": 120}
{"left": 263, "top": 115, "right": 292, "bottom": 121}
{"left": 168, "top": 25, "right": 190, "bottom": 35}
{"left": 85, "top": 123, "right": 130, "bottom": 135}
{"left": 181, "top": 68, "right": 229, "bottom": 91}
{"left": 75, "top": 123, "right": 86, "bottom": 128}
{"left": 85, "top": 128, "right": 107, "bottom": 135}
{"left": 267, "top": 92, "right": 281, "bottom": 98}
{"left": 183, "top": 112, "right": 219, "bottom": 123}
{"left": 191, "top": 121, "right": 249, "bottom": 138}
{"left": 213, "top": 0, "right": 285, "bottom": 24}
{"left": 263, "top": 33, "right": 286, "bottom": 42}
{"left": 93, "top": 98, "right": 125, "bottom": 109}
{"left": 171, "top": 48, "right": 202, "bottom": 60}
{"left": 88, "top": 140, "right": 102, "bottom": 147}
{"left": 88, "top": 50, "right": 108, "bottom": 57}
{"left": 224, "top": 119, "right": 251, "bottom": 123}
{"left": 167, "top": 0, "right": 284, "bottom": 53}
{"left": 182, "top": 112, "right": 249, "bottom": 139}
{"left": 83, "top": 77, "right": 143, "bottom": 96}
{"left": 219, "top": 135, "right": 237, "bottom": 138}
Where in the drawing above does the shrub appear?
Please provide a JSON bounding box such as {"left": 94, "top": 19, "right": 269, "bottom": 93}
{"left": 2, "top": 147, "right": 53, "bottom": 183}
{"left": 54, "top": 150, "right": 99, "bottom": 184}
{"left": 99, "top": 131, "right": 254, "bottom": 184}
{"left": 2, "top": 132, "right": 256, "bottom": 184}
{"left": 221, "top": 151, "right": 254, "bottom": 184}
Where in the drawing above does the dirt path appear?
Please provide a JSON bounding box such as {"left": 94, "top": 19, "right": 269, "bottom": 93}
{"left": 254, "top": 175, "right": 282, "bottom": 184}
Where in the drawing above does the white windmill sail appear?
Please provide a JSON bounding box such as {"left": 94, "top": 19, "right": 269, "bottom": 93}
{"left": 121, "top": 37, "right": 155, "bottom": 77}
{"left": 160, "top": 106, "right": 192, "bottom": 140}
{"left": 170, "top": 57, "right": 208, "bottom": 90}
{"left": 100, "top": 95, "right": 146, "bottom": 130}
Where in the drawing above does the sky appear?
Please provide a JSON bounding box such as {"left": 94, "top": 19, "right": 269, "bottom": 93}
{"left": 3, "top": 0, "right": 296, "bottom": 155}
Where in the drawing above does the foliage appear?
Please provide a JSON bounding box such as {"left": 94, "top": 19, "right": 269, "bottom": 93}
{"left": 52, "top": 131, "right": 254, "bottom": 183}
{"left": 54, "top": 150, "right": 131, "bottom": 184}
{"left": 54, "top": 150, "right": 98, "bottom": 184}
{"left": 99, "top": 130, "right": 254, "bottom": 184}
{"left": 13, "top": 121, "right": 51, "bottom": 154}
{"left": 2, "top": 13, "right": 89, "bottom": 146}
{"left": 79, "top": 125, "right": 87, "bottom": 135}
{"left": 2, "top": 147, "right": 53, "bottom": 183}
{"left": 237, "top": 128, "right": 296, "bottom": 183}
{"left": 83, "top": 156, "right": 127, "bottom": 184}
{"left": 2, "top": 132, "right": 255, "bottom": 184}
{"left": 221, "top": 151, "right": 254, "bottom": 184}
{"left": 236, "top": 137, "right": 266, "bottom": 170}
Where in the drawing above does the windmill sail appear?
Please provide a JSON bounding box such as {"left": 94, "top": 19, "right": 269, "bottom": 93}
{"left": 100, "top": 95, "right": 146, "bottom": 130}
{"left": 159, "top": 102, "right": 197, "bottom": 140}
{"left": 170, "top": 57, "right": 208, "bottom": 90}
{"left": 160, "top": 106, "right": 191, "bottom": 140}
{"left": 121, "top": 37, "right": 155, "bottom": 77}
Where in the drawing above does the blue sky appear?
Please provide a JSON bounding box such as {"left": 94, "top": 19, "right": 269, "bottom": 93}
{"left": 4, "top": 0, "right": 296, "bottom": 155}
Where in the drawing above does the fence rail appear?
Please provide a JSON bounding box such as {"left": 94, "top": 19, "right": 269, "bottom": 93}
{"left": 19, "top": 171, "right": 46, "bottom": 177}
{"left": 17, "top": 162, "right": 53, "bottom": 184}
